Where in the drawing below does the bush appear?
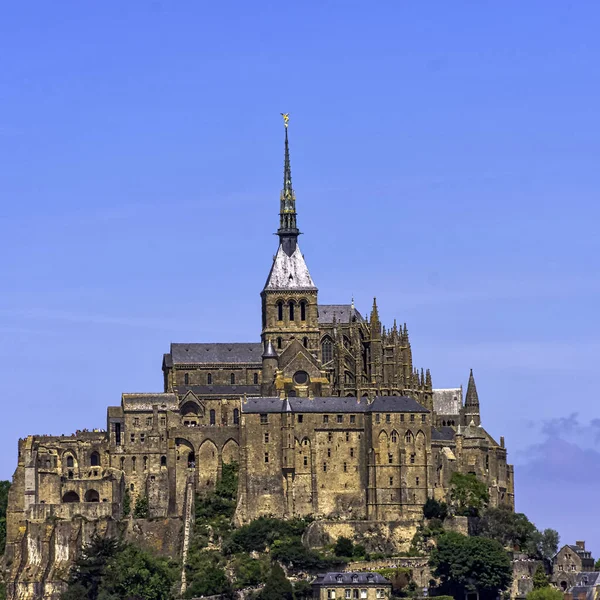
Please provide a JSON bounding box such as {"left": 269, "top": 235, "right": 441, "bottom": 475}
{"left": 259, "top": 563, "right": 293, "bottom": 600}
{"left": 185, "top": 550, "right": 231, "bottom": 598}
{"left": 133, "top": 495, "right": 149, "bottom": 518}
{"left": 232, "top": 553, "right": 269, "bottom": 588}
{"left": 526, "top": 588, "right": 564, "bottom": 600}
{"left": 224, "top": 517, "right": 309, "bottom": 554}
{"left": 294, "top": 580, "right": 313, "bottom": 599}
{"left": 334, "top": 536, "right": 354, "bottom": 557}
{"left": 423, "top": 498, "right": 448, "bottom": 521}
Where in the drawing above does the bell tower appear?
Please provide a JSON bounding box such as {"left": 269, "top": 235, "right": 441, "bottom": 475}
{"left": 261, "top": 115, "right": 320, "bottom": 359}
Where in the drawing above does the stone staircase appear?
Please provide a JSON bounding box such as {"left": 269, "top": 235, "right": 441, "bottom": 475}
{"left": 179, "top": 474, "right": 196, "bottom": 597}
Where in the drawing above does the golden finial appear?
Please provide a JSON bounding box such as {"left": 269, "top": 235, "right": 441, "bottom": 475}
{"left": 280, "top": 113, "right": 290, "bottom": 128}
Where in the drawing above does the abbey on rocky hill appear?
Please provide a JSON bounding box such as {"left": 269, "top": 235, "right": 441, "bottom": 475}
{"left": 4, "top": 122, "right": 514, "bottom": 590}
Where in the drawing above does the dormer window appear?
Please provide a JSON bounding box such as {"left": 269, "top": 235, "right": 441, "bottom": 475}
{"left": 352, "top": 575, "right": 359, "bottom": 583}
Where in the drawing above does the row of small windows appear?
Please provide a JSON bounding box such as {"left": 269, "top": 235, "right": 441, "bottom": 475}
{"left": 276, "top": 337, "right": 310, "bottom": 349}
{"left": 184, "top": 408, "right": 240, "bottom": 427}
{"left": 277, "top": 300, "right": 307, "bottom": 322}
{"left": 119, "top": 455, "right": 167, "bottom": 471}
{"left": 183, "top": 373, "right": 259, "bottom": 385}
{"left": 375, "top": 413, "right": 426, "bottom": 424}
{"left": 64, "top": 452, "right": 100, "bottom": 468}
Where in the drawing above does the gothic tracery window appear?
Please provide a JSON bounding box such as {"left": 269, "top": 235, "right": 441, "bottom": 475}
{"left": 322, "top": 337, "right": 333, "bottom": 364}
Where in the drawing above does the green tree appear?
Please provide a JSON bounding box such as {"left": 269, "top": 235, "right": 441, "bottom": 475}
{"left": 0, "top": 583, "right": 6, "bottom": 600}
{"left": 449, "top": 472, "right": 489, "bottom": 517}
{"left": 294, "top": 580, "right": 313, "bottom": 600}
{"left": 526, "top": 587, "right": 564, "bottom": 600}
{"left": 532, "top": 565, "right": 550, "bottom": 589}
{"left": 0, "top": 480, "right": 10, "bottom": 554}
{"left": 185, "top": 550, "right": 231, "bottom": 598}
{"left": 423, "top": 498, "right": 448, "bottom": 521}
{"left": 259, "top": 563, "right": 293, "bottom": 600}
{"left": 232, "top": 553, "right": 269, "bottom": 588}
{"left": 122, "top": 489, "right": 131, "bottom": 517}
{"left": 133, "top": 495, "right": 149, "bottom": 519}
{"left": 334, "top": 537, "right": 354, "bottom": 557}
{"left": 430, "top": 531, "right": 512, "bottom": 600}
{"left": 595, "top": 558, "right": 600, "bottom": 571}
{"left": 536, "top": 529, "right": 560, "bottom": 561}
{"left": 476, "top": 506, "right": 537, "bottom": 550}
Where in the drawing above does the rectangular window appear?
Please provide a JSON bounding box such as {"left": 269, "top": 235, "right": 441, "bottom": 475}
{"left": 264, "top": 452, "right": 269, "bottom": 463}
{"left": 115, "top": 423, "right": 121, "bottom": 445}
{"left": 337, "top": 415, "right": 343, "bottom": 423}
{"left": 323, "top": 415, "right": 329, "bottom": 424}
{"left": 350, "top": 415, "right": 356, "bottom": 424}
{"left": 264, "top": 433, "right": 269, "bottom": 443}
{"left": 410, "top": 414, "right": 415, "bottom": 422}
{"left": 377, "top": 590, "right": 384, "bottom": 599}
{"left": 133, "top": 417, "right": 139, "bottom": 427}
{"left": 323, "top": 462, "right": 327, "bottom": 472}
{"left": 130, "top": 433, "right": 135, "bottom": 443}
{"left": 345, "top": 591, "right": 351, "bottom": 599}
{"left": 346, "top": 432, "right": 350, "bottom": 442}
{"left": 388, "top": 453, "right": 393, "bottom": 464}
{"left": 375, "top": 414, "right": 380, "bottom": 423}
{"left": 160, "top": 417, "right": 166, "bottom": 427}
{"left": 361, "top": 590, "right": 367, "bottom": 599}
{"left": 297, "top": 414, "right": 303, "bottom": 423}
{"left": 353, "top": 591, "right": 359, "bottom": 600}
{"left": 416, "top": 477, "right": 419, "bottom": 485}
{"left": 327, "top": 448, "right": 331, "bottom": 458}
{"left": 329, "top": 590, "right": 336, "bottom": 599}
{"left": 140, "top": 433, "right": 145, "bottom": 443}
{"left": 385, "top": 414, "right": 390, "bottom": 423}
{"left": 421, "top": 414, "right": 426, "bottom": 423}
{"left": 343, "top": 462, "right": 347, "bottom": 472}
{"left": 400, "top": 414, "right": 404, "bottom": 422}
{"left": 328, "top": 432, "right": 333, "bottom": 442}
{"left": 303, "top": 456, "right": 308, "bottom": 466}
{"left": 389, "top": 477, "right": 393, "bottom": 486}
{"left": 410, "top": 453, "right": 415, "bottom": 464}
{"left": 260, "top": 414, "right": 268, "bottom": 424}
{"left": 350, "top": 448, "right": 354, "bottom": 458}
{"left": 146, "top": 417, "right": 152, "bottom": 427}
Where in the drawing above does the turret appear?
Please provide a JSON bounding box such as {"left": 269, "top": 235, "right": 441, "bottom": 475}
{"left": 462, "top": 369, "right": 481, "bottom": 426}
{"left": 261, "top": 340, "right": 278, "bottom": 396}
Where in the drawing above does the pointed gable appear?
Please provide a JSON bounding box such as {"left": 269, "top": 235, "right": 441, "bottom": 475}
{"left": 264, "top": 243, "right": 317, "bottom": 290}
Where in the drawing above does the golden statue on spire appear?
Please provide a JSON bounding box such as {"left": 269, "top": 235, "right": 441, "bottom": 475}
{"left": 280, "top": 113, "right": 289, "bottom": 128}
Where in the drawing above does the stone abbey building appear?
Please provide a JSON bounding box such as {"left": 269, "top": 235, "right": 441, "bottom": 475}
{"left": 4, "top": 123, "right": 514, "bottom": 597}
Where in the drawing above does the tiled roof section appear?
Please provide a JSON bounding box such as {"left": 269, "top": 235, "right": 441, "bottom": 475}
{"left": 369, "top": 396, "right": 429, "bottom": 413}
{"left": 433, "top": 388, "right": 462, "bottom": 415}
{"left": 122, "top": 393, "right": 178, "bottom": 412}
{"left": 264, "top": 243, "right": 317, "bottom": 290}
{"left": 289, "top": 397, "right": 369, "bottom": 413}
{"left": 431, "top": 426, "right": 455, "bottom": 441}
{"left": 569, "top": 545, "right": 593, "bottom": 559}
{"left": 312, "top": 573, "right": 390, "bottom": 586}
{"left": 242, "top": 397, "right": 286, "bottom": 413}
{"left": 318, "top": 304, "right": 365, "bottom": 324}
{"left": 170, "top": 343, "right": 262, "bottom": 364}
{"left": 176, "top": 385, "right": 260, "bottom": 397}
{"left": 242, "top": 396, "right": 427, "bottom": 414}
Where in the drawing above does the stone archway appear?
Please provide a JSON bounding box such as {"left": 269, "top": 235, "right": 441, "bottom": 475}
{"left": 198, "top": 440, "right": 219, "bottom": 492}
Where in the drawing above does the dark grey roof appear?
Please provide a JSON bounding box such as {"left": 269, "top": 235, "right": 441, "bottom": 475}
{"left": 177, "top": 385, "right": 260, "bottom": 397}
{"left": 431, "top": 426, "right": 455, "bottom": 441}
{"left": 312, "top": 573, "right": 390, "bottom": 586}
{"left": 170, "top": 343, "right": 262, "bottom": 364}
{"left": 568, "top": 545, "right": 593, "bottom": 558}
{"left": 242, "top": 396, "right": 427, "bottom": 414}
{"left": 289, "top": 397, "right": 369, "bottom": 413}
{"left": 369, "top": 396, "right": 429, "bottom": 413}
{"left": 318, "top": 304, "right": 364, "bottom": 324}
{"left": 243, "top": 397, "right": 286, "bottom": 413}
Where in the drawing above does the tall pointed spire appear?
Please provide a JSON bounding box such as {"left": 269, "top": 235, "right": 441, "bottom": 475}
{"left": 463, "top": 368, "right": 481, "bottom": 426}
{"left": 278, "top": 113, "right": 299, "bottom": 256}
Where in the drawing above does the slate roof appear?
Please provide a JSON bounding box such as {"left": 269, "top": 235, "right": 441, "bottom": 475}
{"left": 568, "top": 572, "right": 600, "bottom": 600}
{"left": 433, "top": 388, "right": 462, "bottom": 415}
{"left": 243, "top": 396, "right": 428, "bottom": 414}
{"left": 122, "top": 393, "right": 178, "bottom": 412}
{"left": 176, "top": 385, "right": 260, "bottom": 397}
{"left": 431, "top": 426, "right": 455, "bottom": 441}
{"left": 318, "top": 304, "right": 365, "bottom": 324}
{"left": 264, "top": 243, "right": 317, "bottom": 290}
{"left": 312, "top": 573, "right": 390, "bottom": 586}
{"left": 170, "top": 343, "right": 262, "bottom": 364}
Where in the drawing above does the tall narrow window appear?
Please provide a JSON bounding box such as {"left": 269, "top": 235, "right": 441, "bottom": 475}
{"left": 277, "top": 337, "right": 282, "bottom": 349}
{"left": 207, "top": 373, "right": 212, "bottom": 384}
{"left": 322, "top": 337, "right": 333, "bottom": 364}
{"left": 233, "top": 408, "right": 239, "bottom": 425}
{"left": 184, "top": 373, "right": 189, "bottom": 385}
{"left": 210, "top": 409, "right": 216, "bottom": 425}
{"left": 66, "top": 455, "right": 74, "bottom": 468}
{"left": 300, "top": 301, "right": 306, "bottom": 321}
{"left": 143, "top": 456, "right": 148, "bottom": 471}
{"left": 120, "top": 457, "right": 125, "bottom": 470}
{"left": 161, "top": 455, "right": 167, "bottom": 467}
{"left": 231, "top": 373, "right": 235, "bottom": 384}
{"left": 115, "top": 423, "right": 121, "bottom": 445}
{"left": 277, "top": 301, "right": 283, "bottom": 321}
{"left": 289, "top": 302, "right": 295, "bottom": 321}
{"left": 132, "top": 456, "right": 136, "bottom": 472}
{"left": 254, "top": 372, "right": 259, "bottom": 384}
{"left": 303, "top": 337, "right": 308, "bottom": 348}
{"left": 90, "top": 452, "right": 100, "bottom": 467}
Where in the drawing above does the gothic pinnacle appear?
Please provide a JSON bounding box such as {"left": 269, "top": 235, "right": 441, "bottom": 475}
{"left": 277, "top": 113, "right": 299, "bottom": 255}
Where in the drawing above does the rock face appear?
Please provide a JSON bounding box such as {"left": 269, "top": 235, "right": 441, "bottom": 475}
{"left": 3, "top": 517, "right": 183, "bottom": 600}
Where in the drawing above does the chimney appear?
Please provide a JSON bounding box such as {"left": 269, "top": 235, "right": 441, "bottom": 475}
{"left": 576, "top": 541, "right": 586, "bottom": 550}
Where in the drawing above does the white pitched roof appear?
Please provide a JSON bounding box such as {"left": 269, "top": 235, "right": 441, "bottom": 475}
{"left": 264, "top": 243, "right": 317, "bottom": 290}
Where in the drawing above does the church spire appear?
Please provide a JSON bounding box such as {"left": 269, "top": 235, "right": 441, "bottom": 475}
{"left": 277, "top": 113, "right": 299, "bottom": 255}
{"left": 463, "top": 368, "right": 481, "bottom": 426}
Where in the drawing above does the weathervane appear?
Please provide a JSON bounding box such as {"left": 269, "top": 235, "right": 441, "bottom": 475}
{"left": 280, "top": 113, "right": 290, "bottom": 128}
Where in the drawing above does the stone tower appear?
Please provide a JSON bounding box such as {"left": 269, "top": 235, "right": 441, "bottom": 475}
{"left": 260, "top": 120, "right": 320, "bottom": 360}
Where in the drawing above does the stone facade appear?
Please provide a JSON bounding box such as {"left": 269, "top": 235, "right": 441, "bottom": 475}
{"left": 311, "top": 573, "right": 391, "bottom": 600}
{"left": 3, "top": 125, "right": 514, "bottom": 599}
{"left": 552, "top": 542, "right": 596, "bottom": 592}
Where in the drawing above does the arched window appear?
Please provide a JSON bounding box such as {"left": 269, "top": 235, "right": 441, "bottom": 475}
{"left": 405, "top": 431, "right": 413, "bottom": 443}
{"left": 62, "top": 491, "right": 79, "bottom": 503}
{"left": 161, "top": 455, "right": 167, "bottom": 467}
{"left": 289, "top": 301, "right": 295, "bottom": 321}
{"left": 277, "top": 301, "right": 284, "bottom": 321}
{"left": 322, "top": 337, "right": 333, "bottom": 364}
{"left": 188, "top": 452, "right": 195, "bottom": 469}
{"left": 184, "top": 373, "right": 189, "bottom": 385}
{"left": 207, "top": 373, "right": 212, "bottom": 384}
{"left": 391, "top": 431, "right": 398, "bottom": 443}
{"left": 84, "top": 489, "right": 99, "bottom": 503}
{"left": 66, "top": 455, "right": 74, "bottom": 468}
{"left": 230, "top": 373, "right": 236, "bottom": 385}
{"left": 132, "top": 456, "right": 136, "bottom": 472}
{"left": 303, "top": 337, "right": 308, "bottom": 348}
{"left": 120, "top": 457, "right": 125, "bottom": 470}
{"left": 210, "top": 409, "right": 216, "bottom": 425}
{"left": 233, "top": 408, "right": 240, "bottom": 425}
{"left": 254, "top": 372, "right": 259, "bottom": 384}
{"left": 143, "top": 456, "right": 148, "bottom": 471}
{"left": 90, "top": 452, "right": 100, "bottom": 467}
{"left": 300, "top": 301, "right": 306, "bottom": 321}
{"left": 277, "top": 337, "right": 282, "bottom": 349}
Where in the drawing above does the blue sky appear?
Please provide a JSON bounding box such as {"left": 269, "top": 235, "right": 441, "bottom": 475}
{"left": 1, "top": 1, "right": 600, "bottom": 552}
